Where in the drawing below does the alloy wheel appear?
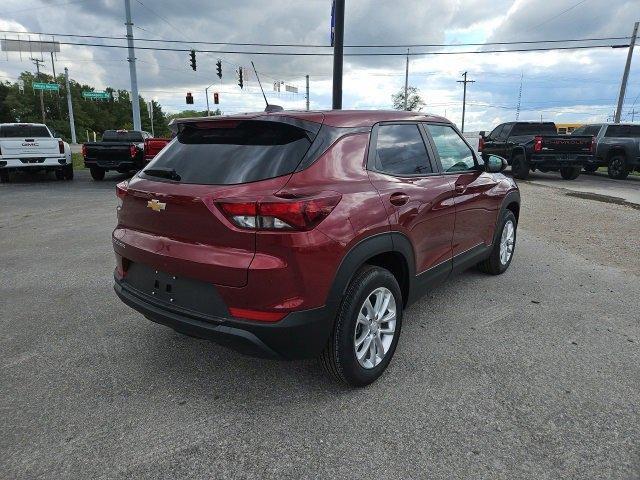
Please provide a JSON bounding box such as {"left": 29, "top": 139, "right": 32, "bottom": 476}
{"left": 353, "top": 287, "right": 397, "bottom": 369}
{"left": 500, "top": 219, "right": 515, "bottom": 265}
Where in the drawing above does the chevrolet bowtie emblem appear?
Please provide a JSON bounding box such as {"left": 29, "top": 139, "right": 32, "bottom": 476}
{"left": 147, "top": 199, "right": 166, "bottom": 212}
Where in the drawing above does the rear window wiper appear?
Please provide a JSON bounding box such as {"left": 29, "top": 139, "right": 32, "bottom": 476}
{"left": 143, "top": 167, "right": 181, "bottom": 181}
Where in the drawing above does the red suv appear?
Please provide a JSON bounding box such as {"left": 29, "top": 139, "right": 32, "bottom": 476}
{"left": 113, "top": 110, "right": 520, "bottom": 386}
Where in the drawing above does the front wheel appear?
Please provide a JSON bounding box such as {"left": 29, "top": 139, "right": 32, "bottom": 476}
{"left": 90, "top": 166, "right": 105, "bottom": 181}
{"left": 511, "top": 154, "right": 530, "bottom": 180}
{"left": 63, "top": 165, "right": 74, "bottom": 180}
{"left": 608, "top": 155, "right": 629, "bottom": 180}
{"left": 477, "top": 210, "right": 517, "bottom": 275}
{"left": 321, "top": 266, "right": 402, "bottom": 387}
{"left": 560, "top": 166, "right": 581, "bottom": 180}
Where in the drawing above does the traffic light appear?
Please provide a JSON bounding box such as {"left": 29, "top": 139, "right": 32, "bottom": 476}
{"left": 237, "top": 67, "right": 243, "bottom": 89}
{"left": 216, "top": 60, "right": 222, "bottom": 79}
{"left": 186, "top": 92, "right": 194, "bottom": 104}
{"left": 213, "top": 92, "right": 219, "bottom": 105}
{"left": 189, "top": 50, "right": 196, "bottom": 71}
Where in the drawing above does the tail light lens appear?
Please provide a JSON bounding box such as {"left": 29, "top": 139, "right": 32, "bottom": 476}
{"left": 129, "top": 145, "right": 137, "bottom": 158}
{"left": 228, "top": 307, "right": 287, "bottom": 322}
{"left": 478, "top": 136, "right": 485, "bottom": 152}
{"left": 216, "top": 194, "right": 341, "bottom": 232}
{"left": 533, "top": 136, "right": 543, "bottom": 152}
{"left": 116, "top": 181, "right": 128, "bottom": 209}
{"left": 81, "top": 144, "right": 87, "bottom": 157}
{"left": 58, "top": 140, "right": 65, "bottom": 154}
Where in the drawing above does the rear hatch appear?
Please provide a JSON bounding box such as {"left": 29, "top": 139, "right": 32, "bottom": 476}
{"left": 115, "top": 116, "right": 321, "bottom": 287}
{"left": 87, "top": 142, "right": 135, "bottom": 162}
{"left": 539, "top": 135, "right": 593, "bottom": 154}
{"left": 0, "top": 124, "right": 59, "bottom": 158}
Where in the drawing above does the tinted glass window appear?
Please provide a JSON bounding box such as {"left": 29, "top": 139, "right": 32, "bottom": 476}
{"left": 143, "top": 120, "right": 312, "bottom": 185}
{"left": 427, "top": 124, "right": 476, "bottom": 172}
{"left": 510, "top": 123, "right": 557, "bottom": 136}
{"left": 102, "top": 130, "right": 144, "bottom": 142}
{"left": 572, "top": 125, "right": 602, "bottom": 136}
{"left": 0, "top": 125, "right": 50, "bottom": 138}
{"left": 605, "top": 125, "right": 640, "bottom": 138}
{"left": 488, "top": 124, "right": 504, "bottom": 140}
{"left": 374, "top": 124, "right": 432, "bottom": 175}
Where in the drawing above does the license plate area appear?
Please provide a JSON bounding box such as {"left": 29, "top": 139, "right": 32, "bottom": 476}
{"left": 124, "top": 262, "right": 228, "bottom": 318}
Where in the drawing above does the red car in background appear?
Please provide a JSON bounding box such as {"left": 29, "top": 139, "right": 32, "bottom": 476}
{"left": 113, "top": 110, "right": 520, "bottom": 386}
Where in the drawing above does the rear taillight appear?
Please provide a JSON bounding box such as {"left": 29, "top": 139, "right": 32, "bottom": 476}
{"left": 228, "top": 307, "right": 287, "bottom": 322}
{"left": 58, "top": 140, "right": 64, "bottom": 154}
{"left": 478, "top": 136, "right": 485, "bottom": 152}
{"left": 116, "top": 181, "right": 128, "bottom": 209}
{"left": 533, "top": 136, "right": 543, "bottom": 152}
{"left": 216, "top": 194, "right": 341, "bottom": 232}
{"left": 129, "top": 145, "right": 137, "bottom": 158}
{"left": 81, "top": 144, "right": 87, "bottom": 157}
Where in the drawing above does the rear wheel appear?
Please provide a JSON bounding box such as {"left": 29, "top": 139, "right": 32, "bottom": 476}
{"left": 607, "top": 155, "right": 629, "bottom": 180}
{"left": 583, "top": 164, "right": 598, "bottom": 173}
{"left": 511, "top": 154, "right": 530, "bottom": 180}
{"left": 477, "top": 210, "right": 517, "bottom": 275}
{"left": 63, "top": 165, "right": 74, "bottom": 180}
{"left": 321, "top": 265, "right": 402, "bottom": 387}
{"left": 90, "top": 166, "right": 105, "bottom": 181}
{"left": 0, "top": 170, "right": 10, "bottom": 183}
{"left": 560, "top": 166, "right": 581, "bottom": 180}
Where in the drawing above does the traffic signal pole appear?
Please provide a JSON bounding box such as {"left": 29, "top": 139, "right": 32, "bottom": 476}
{"left": 614, "top": 21, "right": 638, "bottom": 123}
{"left": 331, "top": 0, "right": 345, "bottom": 109}
{"left": 124, "top": 0, "right": 142, "bottom": 131}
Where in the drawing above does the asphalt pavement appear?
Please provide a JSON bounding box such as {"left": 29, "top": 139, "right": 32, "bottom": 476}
{"left": 1, "top": 170, "right": 639, "bottom": 479}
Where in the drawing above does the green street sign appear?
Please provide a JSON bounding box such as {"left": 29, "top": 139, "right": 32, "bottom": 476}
{"left": 82, "top": 91, "right": 110, "bottom": 100}
{"left": 32, "top": 82, "right": 59, "bottom": 91}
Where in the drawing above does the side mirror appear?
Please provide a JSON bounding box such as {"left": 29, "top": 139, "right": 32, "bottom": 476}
{"left": 479, "top": 130, "right": 486, "bottom": 138}
{"left": 484, "top": 154, "right": 507, "bottom": 173}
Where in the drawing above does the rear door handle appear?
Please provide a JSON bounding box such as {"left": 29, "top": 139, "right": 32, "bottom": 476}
{"left": 389, "top": 192, "right": 409, "bottom": 206}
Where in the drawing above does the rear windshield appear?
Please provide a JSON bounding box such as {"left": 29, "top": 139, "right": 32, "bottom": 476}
{"left": 572, "top": 125, "right": 602, "bottom": 136}
{"left": 605, "top": 124, "right": 640, "bottom": 138}
{"left": 102, "top": 130, "right": 144, "bottom": 142}
{"left": 0, "top": 125, "right": 51, "bottom": 138}
{"left": 143, "top": 120, "right": 313, "bottom": 185}
{"left": 510, "top": 123, "right": 557, "bottom": 136}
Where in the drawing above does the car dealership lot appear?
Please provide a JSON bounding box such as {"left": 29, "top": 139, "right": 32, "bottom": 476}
{"left": 1, "top": 171, "right": 639, "bottom": 479}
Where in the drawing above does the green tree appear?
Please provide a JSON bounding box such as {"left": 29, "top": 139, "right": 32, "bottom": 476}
{"left": 392, "top": 86, "right": 426, "bottom": 111}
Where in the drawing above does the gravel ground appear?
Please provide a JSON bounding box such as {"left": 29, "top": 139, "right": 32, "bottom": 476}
{"left": 1, "top": 171, "right": 639, "bottom": 479}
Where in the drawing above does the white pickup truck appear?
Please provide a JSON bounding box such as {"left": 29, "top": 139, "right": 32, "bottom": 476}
{"left": 0, "top": 123, "right": 73, "bottom": 182}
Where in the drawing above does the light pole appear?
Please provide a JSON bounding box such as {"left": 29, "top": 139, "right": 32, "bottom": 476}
{"left": 205, "top": 82, "right": 218, "bottom": 116}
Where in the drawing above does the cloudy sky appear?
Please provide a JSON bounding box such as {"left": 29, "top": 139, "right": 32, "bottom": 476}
{"left": 1, "top": 0, "right": 639, "bottom": 131}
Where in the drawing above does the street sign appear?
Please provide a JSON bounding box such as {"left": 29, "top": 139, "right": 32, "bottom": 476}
{"left": 33, "top": 82, "right": 59, "bottom": 91}
{"left": 1, "top": 39, "right": 60, "bottom": 53}
{"left": 82, "top": 91, "right": 110, "bottom": 100}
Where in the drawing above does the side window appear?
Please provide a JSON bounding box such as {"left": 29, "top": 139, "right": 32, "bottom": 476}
{"left": 426, "top": 124, "right": 477, "bottom": 172}
{"left": 374, "top": 124, "right": 432, "bottom": 175}
{"left": 488, "top": 124, "right": 504, "bottom": 140}
{"left": 498, "top": 124, "right": 512, "bottom": 140}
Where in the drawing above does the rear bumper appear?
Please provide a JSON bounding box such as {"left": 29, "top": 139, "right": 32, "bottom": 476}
{"left": 529, "top": 154, "right": 593, "bottom": 168}
{"left": 84, "top": 159, "right": 139, "bottom": 170}
{"left": 0, "top": 157, "right": 68, "bottom": 169}
{"left": 114, "top": 277, "right": 337, "bottom": 360}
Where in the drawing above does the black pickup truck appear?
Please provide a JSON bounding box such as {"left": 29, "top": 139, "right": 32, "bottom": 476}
{"left": 572, "top": 123, "right": 640, "bottom": 179}
{"left": 83, "top": 130, "right": 152, "bottom": 180}
{"left": 479, "top": 122, "right": 594, "bottom": 180}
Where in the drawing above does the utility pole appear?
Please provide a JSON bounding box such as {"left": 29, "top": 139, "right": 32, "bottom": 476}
{"left": 31, "top": 58, "right": 46, "bottom": 123}
{"left": 515, "top": 72, "right": 523, "bottom": 120}
{"left": 614, "top": 21, "right": 638, "bottom": 124}
{"left": 457, "top": 71, "right": 475, "bottom": 133}
{"left": 124, "top": 0, "right": 142, "bottom": 130}
{"left": 403, "top": 49, "right": 409, "bottom": 110}
{"left": 305, "top": 74, "right": 310, "bottom": 111}
{"left": 331, "top": 0, "right": 345, "bottom": 109}
{"left": 64, "top": 68, "right": 77, "bottom": 143}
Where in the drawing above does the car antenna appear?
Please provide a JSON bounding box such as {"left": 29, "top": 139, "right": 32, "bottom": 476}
{"left": 252, "top": 61, "right": 283, "bottom": 113}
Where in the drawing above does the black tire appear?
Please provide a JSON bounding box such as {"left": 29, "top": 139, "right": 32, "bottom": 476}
{"left": 477, "top": 210, "right": 517, "bottom": 275}
{"left": 583, "top": 164, "right": 598, "bottom": 173}
{"left": 560, "top": 166, "right": 581, "bottom": 180}
{"left": 511, "top": 154, "right": 530, "bottom": 180}
{"left": 63, "top": 165, "right": 74, "bottom": 180}
{"left": 607, "top": 155, "right": 629, "bottom": 180}
{"left": 320, "top": 265, "right": 403, "bottom": 387}
{"left": 0, "top": 170, "right": 10, "bottom": 183}
{"left": 54, "top": 169, "right": 65, "bottom": 180}
{"left": 90, "top": 166, "right": 106, "bottom": 181}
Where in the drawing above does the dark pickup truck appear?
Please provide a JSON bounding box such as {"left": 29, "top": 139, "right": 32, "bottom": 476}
{"left": 479, "top": 122, "right": 594, "bottom": 180}
{"left": 572, "top": 123, "right": 640, "bottom": 179}
{"left": 83, "top": 130, "right": 152, "bottom": 180}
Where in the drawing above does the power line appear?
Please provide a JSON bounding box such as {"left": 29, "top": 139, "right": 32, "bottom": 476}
{"left": 3, "top": 0, "right": 92, "bottom": 15}
{"left": 0, "top": 29, "right": 632, "bottom": 49}
{"left": 524, "top": 0, "right": 590, "bottom": 33}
